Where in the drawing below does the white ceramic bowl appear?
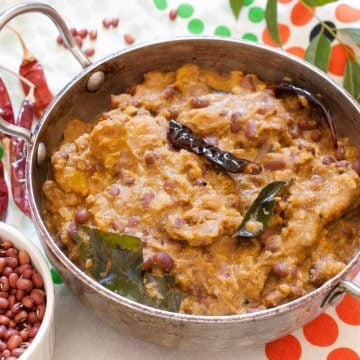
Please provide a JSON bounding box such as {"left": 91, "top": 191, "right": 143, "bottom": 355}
{"left": 0, "top": 222, "right": 54, "bottom": 360}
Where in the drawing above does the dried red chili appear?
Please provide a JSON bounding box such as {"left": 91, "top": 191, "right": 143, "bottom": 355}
{"left": 0, "top": 77, "right": 15, "bottom": 138}
{"left": 0, "top": 161, "right": 8, "bottom": 221}
{"left": 11, "top": 28, "right": 53, "bottom": 118}
{"left": 10, "top": 88, "right": 34, "bottom": 218}
{"left": 168, "top": 120, "right": 262, "bottom": 174}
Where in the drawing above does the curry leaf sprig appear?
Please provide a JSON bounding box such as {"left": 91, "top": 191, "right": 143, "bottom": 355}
{"left": 75, "top": 226, "right": 182, "bottom": 312}
{"left": 228, "top": 0, "right": 360, "bottom": 103}
{"left": 235, "top": 181, "right": 289, "bottom": 238}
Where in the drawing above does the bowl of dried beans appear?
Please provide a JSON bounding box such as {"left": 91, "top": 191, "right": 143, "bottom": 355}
{"left": 0, "top": 222, "right": 54, "bottom": 360}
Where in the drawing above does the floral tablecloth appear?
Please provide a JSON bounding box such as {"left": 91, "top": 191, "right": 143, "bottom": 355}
{"left": 0, "top": 0, "right": 359, "bottom": 359}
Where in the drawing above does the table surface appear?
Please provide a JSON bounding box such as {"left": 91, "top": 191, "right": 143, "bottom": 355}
{"left": 0, "top": 0, "right": 359, "bottom": 359}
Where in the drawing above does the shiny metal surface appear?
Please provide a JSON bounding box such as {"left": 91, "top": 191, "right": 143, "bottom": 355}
{"left": 0, "top": 116, "right": 31, "bottom": 142}
{"left": 0, "top": 2, "right": 360, "bottom": 351}
{"left": 0, "top": 2, "right": 91, "bottom": 69}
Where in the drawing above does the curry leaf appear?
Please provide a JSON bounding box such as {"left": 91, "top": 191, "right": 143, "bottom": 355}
{"left": 338, "top": 28, "right": 360, "bottom": 45}
{"left": 265, "top": 0, "right": 282, "bottom": 47}
{"left": 305, "top": 29, "right": 331, "bottom": 72}
{"left": 229, "top": 0, "right": 244, "bottom": 20}
{"left": 75, "top": 226, "right": 146, "bottom": 300}
{"left": 75, "top": 226, "right": 182, "bottom": 312}
{"left": 235, "top": 181, "right": 289, "bottom": 238}
{"left": 301, "top": 0, "right": 338, "bottom": 6}
{"left": 143, "top": 273, "right": 182, "bottom": 313}
{"left": 343, "top": 59, "right": 360, "bottom": 104}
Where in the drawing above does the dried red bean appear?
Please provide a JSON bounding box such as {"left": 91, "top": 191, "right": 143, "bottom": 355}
{"left": 0, "top": 316, "right": 9, "bottom": 326}
{"left": 264, "top": 160, "right": 286, "bottom": 171}
{"left": 0, "top": 325, "right": 6, "bottom": 338}
{"left": 163, "top": 85, "right": 175, "bottom": 99}
{"left": 75, "top": 209, "right": 90, "bottom": 224}
{"left": 85, "top": 48, "right": 95, "bottom": 57}
{"left": 123, "top": 177, "right": 135, "bottom": 185}
{"left": 4, "top": 329, "right": 17, "bottom": 341}
{"left": 322, "top": 155, "right": 336, "bottom": 165}
{"left": 0, "top": 292, "right": 8, "bottom": 299}
{"left": 22, "top": 269, "right": 33, "bottom": 280}
{"left": 163, "top": 179, "right": 177, "bottom": 191}
{"left": 169, "top": 9, "right": 177, "bottom": 20}
{"left": 21, "top": 296, "right": 34, "bottom": 309}
{"left": 310, "top": 130, "right": 322, "bottom": 142}
{"left": 6, "top": 257, "right": 17, "bottom": 270}
{"left": 142, "top": 192, "right": 155, "bottom": 208}
{"left": 9, "top": 273, "right": 19, "bottom": 288}
{"left": 18, "top": 250, "right": 30, "bottom": 266}
{"left": 78, "top": 28, "right": 88, "bottom": 39}
{"left": 111, "top": 18, "right": 119, "bottom": 27}
{"left": 4, "top": 310, "right": 12, "bottom": 318}
{"left": 19, "top": 329, "right": 29, "bottom": 341}
{"left": 1, "top": 241, "right": 12, "bottom": 250}
{"left": 245, "top": 120, "right": 258, "bottom": 141}
{"left": 151, "top": 252, "right": 174, "bottom": 272}
{"left": 3, "top": 267, "right": 12, "bottom": 278}
{"left": 230, "top": 112, "right": 242, "bottom": 133}
{"left": 32, "top": 273, "right": 44, "bottom": 289}
{"left": 190, "top": 97, "right": 209, "bottom": 108}
{"left": 30, "top": 290, "right": 45, "bottom": 305}
{"left": 70, "top": 28, "right": 77, "bottom": 36}
{"left": 102, "top": 18, "right": 111, "bottom": 28}
{"left": 144, "top": 152, "right": 160, "bottom": 165}
{"left": 10, "top": 303, "right": 22, "bottom": 315}
{"left": 336, "top": 160, "right": 350, "bottom": 167}
{"left": 89, "top": 29, "right": 97, "bottom": 40}
{"left": 2, "top": 349, "right": 10, "bottom": 357}
{"left": 0, "top": 277, "right": 9, "bottom": 292}
{"left": 36, "top": 305, "right": 45, "bottom": 321}
{"left": 0, "top": 258, "right": 6, "bottom": 274}
{"left": 124, "top": 34, "right": 135, "bottom": 45}
{"left": 28, "top": 323, "right": 39, "bottom": 338}
{"left": 15, "top": 279, "right": 32, "bottom": 291}
{"left": 14, "top": 311, "right": 27, "bottom": 324}
{"left": 7, "top": 334, "right": 22, "bottom": 350}
{"left": 0, "top": 298, "right": 8, "bottom": 310}
{"left": 0, "top": 340, "right": 6, "bottom": 351}
{"left": 11, "top": 347, "right": 25, "bottom": 357}
{"left": 111, "top": 220, "right": 126, "bottom": 233}
{"left": 15, "top": 290, "right": 25, "bottom": 302}
{"left": 8, "top": 296, "right": 15, "bottom": 308}
{"left": 27, "top": 312, "right": 38, "bottom": 326}
{"left": 6, "top": 248, "right": 17, "bottom": 258}
{"left": 74, "top": 35, "right": 83, "bottom": 48}
{"left": 298, "top": 118, "right": 317, "bottom": 130}
{"left": 15, "top": 264, "right": 30, "bottom": 275}
{"left": 273, "top": 263, "right": 289, "bottom": 277}
{"left": 56, "top": 35, "right": 63, "bottom": 45}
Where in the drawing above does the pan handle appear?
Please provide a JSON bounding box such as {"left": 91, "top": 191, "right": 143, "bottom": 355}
{"left": 0, "top": 2, "right": 91, "bottom": 69}
{"left": 322, "top": 279, "right": 360, "bottom": 307}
